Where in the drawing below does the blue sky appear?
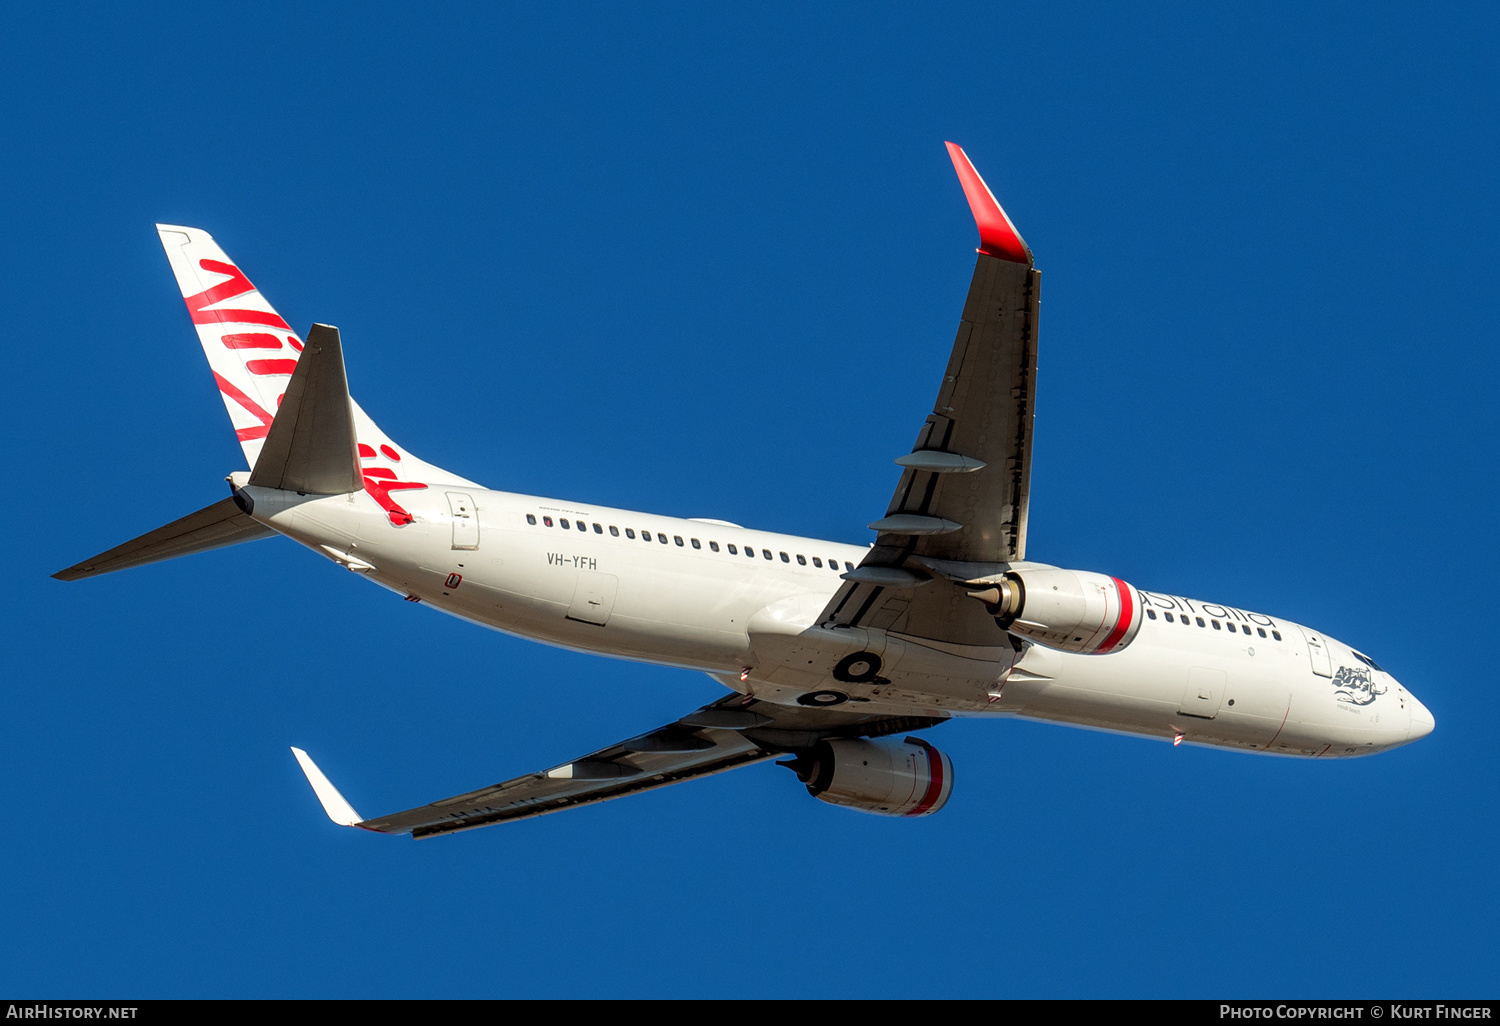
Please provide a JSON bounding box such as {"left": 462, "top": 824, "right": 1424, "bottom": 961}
{"left": 2, "top": 3, "right": 1496, "bottom": 998}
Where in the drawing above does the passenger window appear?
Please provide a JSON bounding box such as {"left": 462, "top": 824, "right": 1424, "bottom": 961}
{"left": 813, "top": 557, "right": 823, "bottom": 568}
{"left": 560, "top": 519, "right": 570, "bottom": 529}
{"left": 593, "top": 523, "right": 603, "bottom": 534}
{"left": 1272, "top": 631, "right": 1282, "bottom": 641}
{"left": 1257, "top": 628, "right": 1266, "bottom": 638}
{"left": 709, "top": 541, "right": 719, "bottom": 552}
{"left": 625, "top": 528, "right": 635, "bottom": 539}
{"left": 674, "top": 536, "right": 684, "bottom": 546}
{"left": 577, "top": 521, "right": 588, "bottom": 532}
{"left": 609, "top": 526, "right": 619, "bottom": 537}
{"left": 796, "top": 554, "right": 807, "bottom": 565}
{"left": 1196, "top": 617, "right": 1205, "bottom": 627}
{"left": 1146, "top": 609, "right": 1156, "bottom": 620}
{"left": 543, "top": 516, "right": 554, "bottom": 527}
{"left": 1164, "top": 612, "right": 1174, "bottom": 623}
{"left": 831, "top": 557, "right": 841, "bottom": 568}
{"left": 526, "top": 514, "right": 537, "bottom": 525}
{"left": 844, "top": 561, "right": 854, "bottom": 571}
{"left": 691, "top": 538, "right": 701, "bottom": 549}
{"left": 727, "top": 544, "right": 738, "bottom": 555}
{"left": 779, "top": 552, "right": 789, "bottom": 562}
{"left": 763, "top": 549, "right": 772, "bottom": 560}
{"left": 1212, "top": 620, "right": 1221, "bottom": 630}
{"left": 657, "top": 533, "right": 668, "bottom": 544}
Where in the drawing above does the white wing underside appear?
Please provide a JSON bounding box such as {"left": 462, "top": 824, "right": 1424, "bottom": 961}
{"left": 294, "top": 694, "right": 945, "bottom": 837}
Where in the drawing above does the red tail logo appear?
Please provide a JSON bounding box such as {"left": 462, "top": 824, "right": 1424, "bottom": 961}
{"left": 358, "top": 443, "right": 426, "bottom": 525}
{"left": 187, "top": 260, "right": 293, "bottom": 330}
{"left": 185, "top": 260, "right": 304, "bottom": 442}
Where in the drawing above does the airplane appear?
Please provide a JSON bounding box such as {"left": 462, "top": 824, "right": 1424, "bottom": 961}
{"left": 54, "top": 143, "right": 1435, "bottom": 838}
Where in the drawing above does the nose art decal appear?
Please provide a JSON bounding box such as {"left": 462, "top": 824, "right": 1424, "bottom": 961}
{"left": 1331, "top": 665, "right": 1386, "bottom": 706}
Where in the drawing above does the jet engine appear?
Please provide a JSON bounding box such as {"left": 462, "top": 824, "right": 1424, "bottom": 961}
{"left": 965, "top": 568, "right": 1143, "bottom": 655}
{"left": 783, "top": 736, "right": 952, "bottom": 817}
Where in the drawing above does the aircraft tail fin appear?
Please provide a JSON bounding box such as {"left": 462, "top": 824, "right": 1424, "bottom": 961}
{"left": 247, "top": 324, "right": 362, "bottom": 494}
{"left": 52, "top": 497, "right": 274, "bottom": 581}
{"left": 157, "top": 226, "right": 482, "bottom": 509}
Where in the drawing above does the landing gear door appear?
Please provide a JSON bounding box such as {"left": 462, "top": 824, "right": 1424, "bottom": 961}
{"left": 1297, "top": 625, "right": 1333, "bottom": 677}
{"left": 447, "top": 492, "right": 479, "bottom": 550}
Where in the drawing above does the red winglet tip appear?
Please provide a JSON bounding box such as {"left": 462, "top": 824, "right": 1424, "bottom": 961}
{"left": 945, "top": 142, "right": 1031, "bottom": 264}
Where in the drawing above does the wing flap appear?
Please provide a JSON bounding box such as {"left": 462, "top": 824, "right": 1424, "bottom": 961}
{"left": 52, "top": 496, "right": 275, "bottom": 581}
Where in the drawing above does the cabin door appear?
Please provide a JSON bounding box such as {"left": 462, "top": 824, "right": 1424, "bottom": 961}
{"left": 1297, "top": 625, "right": 1333, "bottom": 677}
{"left": 447, "top": 492, "right": 479, "bottom": 550}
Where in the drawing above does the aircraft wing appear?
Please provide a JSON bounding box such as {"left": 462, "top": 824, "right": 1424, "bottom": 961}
{"left": 820, "top": 144, "right": 1039, "bottom": 642}
{"left": 293, "top": 694, "right": 944, "bottom": 837}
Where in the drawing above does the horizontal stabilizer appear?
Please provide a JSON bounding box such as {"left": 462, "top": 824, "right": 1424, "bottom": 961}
{"left": 249, "top": 324, "right": 361, "bottom": 494}
{"left": 290, "top": 748, "right": 364, "bottom": 827}
{"left": 52, "top": 497, "right": 274, "bottom": 581}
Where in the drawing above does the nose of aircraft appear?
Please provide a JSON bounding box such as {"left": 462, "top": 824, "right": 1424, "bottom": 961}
{"left": 1407, "top": 693, "right": 1436, "bottom": 742}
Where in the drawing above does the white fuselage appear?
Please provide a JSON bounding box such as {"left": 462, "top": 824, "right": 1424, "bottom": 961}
{"left": 242, "top": 480, "right": 1433, "bottom": 759}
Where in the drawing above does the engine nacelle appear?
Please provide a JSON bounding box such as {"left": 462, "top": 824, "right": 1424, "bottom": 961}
{"left": 966, "top": 568, "right": 1143, "bottom": 655}
{"left": 788, "top": 736, "right": 953, "bottom": 817}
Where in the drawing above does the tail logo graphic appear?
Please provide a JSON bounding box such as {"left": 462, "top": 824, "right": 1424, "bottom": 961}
{"left": 359, "top": 443, "right": 426, "bottom": 525}
{"left": 187, "top": 259, "right": 294, "bottom": 330}
{"left": 162, "top": 227, "right": 466, "bottom": 496}
{"left": 212, "top": 372, "right": 277, "bottom": 442}
{"left": 182, "top": 258, "right": 304, "bottom": 444}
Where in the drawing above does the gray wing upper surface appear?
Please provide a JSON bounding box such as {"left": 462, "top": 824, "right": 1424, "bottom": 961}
{"left": 353, "top": 693, "right": 944, "bottom": 837}
{"left": 820, "top": 250, "right": 1040, "bottom": 640}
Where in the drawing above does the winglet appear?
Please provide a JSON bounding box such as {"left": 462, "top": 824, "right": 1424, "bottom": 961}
{"left": 945, "top": 142, "right": 1032, "bottom": 265}
{"left": 290, "top": 747, "right": 364, "bottom": 826}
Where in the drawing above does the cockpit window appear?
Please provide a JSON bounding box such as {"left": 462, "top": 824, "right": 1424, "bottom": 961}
{"left": 1353, "top": 651, "right": 1385, "bottom": 672}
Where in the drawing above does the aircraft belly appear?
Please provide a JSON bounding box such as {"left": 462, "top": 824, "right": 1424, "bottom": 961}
{"left": 1018, "top": 638, "right": 1302, "bottom": 751}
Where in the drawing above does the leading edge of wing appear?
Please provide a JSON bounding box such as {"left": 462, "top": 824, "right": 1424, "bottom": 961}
{"left": 945, "top": 142, "right": 1032, "bottom": 265}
